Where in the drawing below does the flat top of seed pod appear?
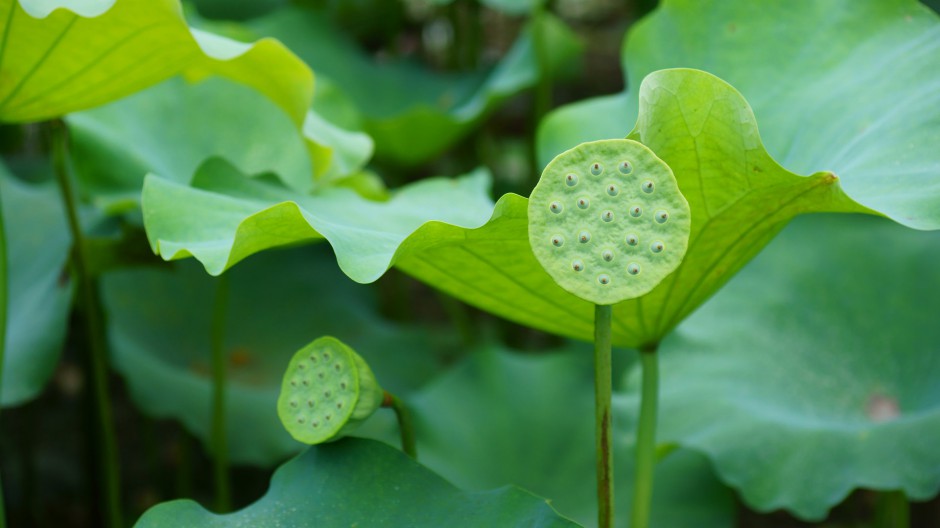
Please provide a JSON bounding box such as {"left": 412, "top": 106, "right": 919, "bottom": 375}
{"left": 528, "top": 139, "right": 691, "bottom": 305}
{"left": 277, "top": 336, "right": 360, "bottom": 444}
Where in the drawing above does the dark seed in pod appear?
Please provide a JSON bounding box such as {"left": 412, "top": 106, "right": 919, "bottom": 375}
{"left": 591, "top": 163, "right": 603, "bottom": 175}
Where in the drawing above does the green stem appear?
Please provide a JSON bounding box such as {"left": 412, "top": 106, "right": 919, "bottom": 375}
{"left": 383, "top": 391, "right": 417, "bottom": 459}
{"left": 875, "top": 490, "right": 910, "bottom": 528}
{"left": 0, "top": 163, "right": 7, "bottom": 528}
{"left": 210, "top": 274, "right": 231, "bottom": 513}
{"left": 631, "top": 345, "right": 659, "bottom": 528}
{"left": 593, "top": 304, "right": 614, "bottom": 528}
{"left": 52, "top": 120, "right": 123, "bottom": 528}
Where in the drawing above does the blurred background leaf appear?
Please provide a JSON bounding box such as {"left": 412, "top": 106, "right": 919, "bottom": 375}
{"left": 652, "top": 214, "right": 940, "bottom": 519}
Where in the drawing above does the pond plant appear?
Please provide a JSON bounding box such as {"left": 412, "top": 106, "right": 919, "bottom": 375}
{"left": 1, "top": 0, "right": 939, "bottom": 527}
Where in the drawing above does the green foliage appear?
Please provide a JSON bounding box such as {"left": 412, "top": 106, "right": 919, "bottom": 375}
{"left": 249, "top": 6, "right": 582, "bottom": 165}
{"left": 0, "top": 0, "right": 311, "bottom": 124}
{"left": 539, "top": 0, "right": 940, "bottom": 229}
{"left": 400, "top": 69, "right": 867, "bottom": 347}
{"left": 0, "top": 165, "right": 71, "bottom": 406}
{"left": 142, "top": 158, "right": 495, "bottom": 281}
{"left": 101, "top": 245, "right": 457, "bottom": 466}
{"left": 528, "top": 139, "right": 690, "bottom": 305}
{"left": 654, "top": 214, "right": 940, "bottom": 519}
{"left": 136, "top": 438, "right": 579, "bottom": 527}
{"left": 410, "top": 346, "right": 736, "bottom": 528}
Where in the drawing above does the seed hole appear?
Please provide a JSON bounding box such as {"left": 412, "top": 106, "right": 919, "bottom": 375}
{"left": 324, "top": 390, "right": 331, "bottom": 398}
{"left": 289, "top": 400, "right": 298, "bottom": 408}
{"left": 606, "top": 184, "right": 618, "bottom": 196}
{"left": 301, "top": 379, "right": 309, "bottom": 387}
{"left": 601, "top": 210, "right": 614, "bottom": 222}
{"left": 323, "top": 352, "right": 331, "bottom": 361}
{"left": 297, "top": 417, "right": 305, "bottom": 424}
{"left": 340, "top": 382, "right": 347, "bottom": 390}
{"left": 572, "top": 260, "right": 584, "bottom": 272}
{"left": 325, "top": 415, "right": 332, "bottom": 421}
{"left": 318, "top": 372, "right": 324, "bottom": 379}
{"left": 313, "top": 421, "right": 319, "bottom": 428}
{"left": 642, "top": 180, "right": 654, "bottom": 193}
{"left": 650, "top": 241, "right": 664, "bottom": 253}
{"left": 298, "top": 363, "right": 306, "bottom": 370}
{"left": 579, "top": 231, "right": 591, "bottom": 243}
{"left": 625, "top": 234, "right": 639, "bottom": 247}
{"left": 565, "top": 173, "right": 578, "bottom": 186}
{"left": 619, "top": 161, "right": 632, "bottom": 174}
{"left": 577, "top": 197, "right": 589, "bottom": 209}
{"left": 307, "top": 400, "right": 314, "bottom": 407}
{"left": 334, "top": 363, "right": 341, "bottom": 372}
{"left": 591, "top": 163, "right": 602, "bottom": 175}
{"left": 550, "top": 201, "right": 563, "bottom": 214}
{"left": 598, "top": 274, "right": 611, "bottom": 285}
{"left": 630, "top": 206, "right": 642, "bottom": 218}
{"left": 551, "top": 235, "right": 564, "bottom": 247}
{"left": 336, "top": 402, "right": 344, "bottom": 409}
{"left": 290, "top": 380, "right": 298, "bottom": 387}
{"left": 627, "top": 263, "right": 640, "bottom": 275}
{"left": 656, "top": 210, "right": 669, "bottom": 224}
{"left": 602, "top": 250, "right": 613, "bottom": 262}
{"left": 310, "top": 355, "right": 317, "bottom": 363}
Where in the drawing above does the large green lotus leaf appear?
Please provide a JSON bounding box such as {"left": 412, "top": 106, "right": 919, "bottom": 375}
{"left": 100, "top": 244, "right": 460, "bottom": 466}
{"left": 0, "top": 0, "right": 311, "bottom": 125}
{"left": 652, "top": 214, "right": 940, "bottom": 520}
{"left": 409, "top": 346, "right": 735, "bottom": 528}
{"left": 249, "top": 6, "right": 581, "bottom": 165}
{"left": 142, "top": 158, "right": 496, "bottom": 281}
{"left": 66, "top": 76, "right": 312, "bottom": 201}
{"left": 396, "top": 69, "right": 867, "bottom": 347}
{"left": 135, "top": 437, "right": 578, "bottom": 527}
{"left": 540, "top": 0, "right": 940, "bottom": 230}
{"left": 0, "top": 165, "right": 71, "bottom": 406}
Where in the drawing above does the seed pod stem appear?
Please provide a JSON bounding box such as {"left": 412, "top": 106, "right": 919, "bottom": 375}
{"left": 593, "top": 304, "right": 614, "bottom": 528}
{"left": 383, "top": 391, "right": 417, "bottom": 459}
{"left": 631, "top": 343, "right": 660, "bottom": 528}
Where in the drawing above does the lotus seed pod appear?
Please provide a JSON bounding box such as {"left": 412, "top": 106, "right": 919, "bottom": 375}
{"left": 527, "top": 139, "right": 691, "bottom": 305}
{"left": 277, "top": 336, "right": 384, "bottom": 444}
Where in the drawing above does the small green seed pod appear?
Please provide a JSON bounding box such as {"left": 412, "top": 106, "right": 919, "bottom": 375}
{"left": 527, "top": 139, "right": 691, "bottom": 305}
{"left": 277, "top": 337, "right": 384, "bottom": 444}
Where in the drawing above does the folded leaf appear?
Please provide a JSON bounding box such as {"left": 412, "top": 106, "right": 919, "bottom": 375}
{"left": 0, "top": 0, "right": 311, "bottom": 124}
{"left": 398, "top": 69, "right": 868, "bottom": 347}
{"left": 135, "top": 438, "right": 579, "bottom": 527}
{"left": 142, "top": 158, "right": 496, "bottom": 282}
{"left": 540, "top": 0, "right": 940, "bottom": 230}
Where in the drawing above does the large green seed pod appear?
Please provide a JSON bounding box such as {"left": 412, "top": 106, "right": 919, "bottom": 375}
{"left": 277, "top": 336, "right": 384, "bottom": 444}
{"left": 528, "top": 139, "right": 691, "bottom": 305}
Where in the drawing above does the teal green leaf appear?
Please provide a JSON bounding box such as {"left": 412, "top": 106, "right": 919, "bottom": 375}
{"left": 397, "top": 69, "right": 867, "bottom": 347}
{"left": 410, "top": 346, "right": 735, "bottom": 528}
{"left": 67, "top": 76, "right": 313, "bottom": 201}
{"left": 135, "top": 438, "right": 578, "bottom": 527}
{"left": 0, "top": 0, "right": 312, "bottom": 124}
{"left": 142, "top": 158, "right": 496, "bottom": 281}
{"left": 540, "top": 0, "right": 940, "bottom": 230}
{"left": 0, "top": 165, "right": 71, "bottom": 406}
{"left": 249, "top": 6, "right": 581, "bottom": 165}
{"left": 101, "top": 245, "right": 460, "bottom": 465}
{"left": 654, "top": 214, "right": 940, "bottom": 520}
